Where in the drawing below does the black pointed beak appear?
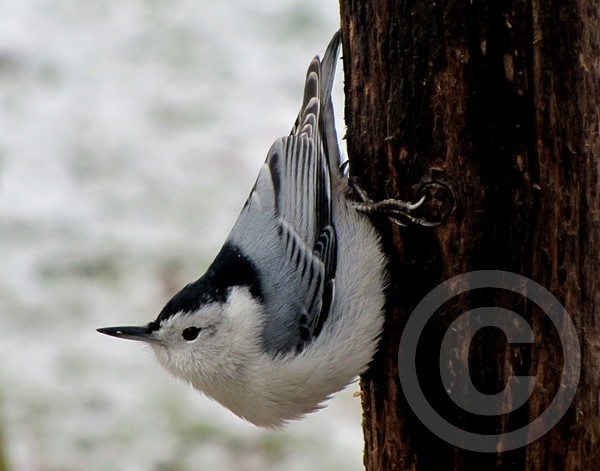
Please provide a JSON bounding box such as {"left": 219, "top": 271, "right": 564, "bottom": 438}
{"left": 96, "top": 325, "right": 158, "bottom": 342}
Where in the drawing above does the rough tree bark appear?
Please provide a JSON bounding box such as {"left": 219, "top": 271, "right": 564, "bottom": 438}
{"left": 339, "top": 1, "right": 599, "bottom": 470}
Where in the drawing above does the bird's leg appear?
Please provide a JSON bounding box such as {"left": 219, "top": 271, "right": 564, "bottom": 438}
{"left": 349, "top": 177, "right": 442, "bottom": 227}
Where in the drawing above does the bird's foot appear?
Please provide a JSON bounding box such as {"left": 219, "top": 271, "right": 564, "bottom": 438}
{"left": 349, "top": 177, "right": 451, "bottom": 228}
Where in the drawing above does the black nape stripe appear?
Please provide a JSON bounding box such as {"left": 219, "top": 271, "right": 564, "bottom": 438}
{"left": 156, "top": 242, "right": 263, "bottom": 323}
{"left": 208, "top": 242, "right": 263, "bottom": 302}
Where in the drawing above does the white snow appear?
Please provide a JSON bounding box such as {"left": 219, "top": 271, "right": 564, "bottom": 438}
{"left": 0, "top": 1, "right": 362, "bottom": 470}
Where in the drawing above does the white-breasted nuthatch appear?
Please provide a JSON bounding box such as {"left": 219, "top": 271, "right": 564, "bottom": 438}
{"left": 98, "top": 31, "right": 433, "bottom": 428}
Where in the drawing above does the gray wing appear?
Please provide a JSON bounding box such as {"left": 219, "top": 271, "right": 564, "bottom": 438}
{"left": 227, "top": 32, "right": 341, "bottom": 355}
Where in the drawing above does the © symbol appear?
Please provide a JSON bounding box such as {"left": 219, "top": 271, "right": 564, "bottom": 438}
{"left": 398, "top": 270, "right": 580, "bottom": 452}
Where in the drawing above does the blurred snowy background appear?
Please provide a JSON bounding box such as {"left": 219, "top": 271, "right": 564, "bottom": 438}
{"left": 0, "top": 1, "right": 365, "bottom": 470}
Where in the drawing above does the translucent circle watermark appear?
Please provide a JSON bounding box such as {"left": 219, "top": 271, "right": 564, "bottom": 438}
{"left": 398, "top": 270, "right": 581, "bottom": 452}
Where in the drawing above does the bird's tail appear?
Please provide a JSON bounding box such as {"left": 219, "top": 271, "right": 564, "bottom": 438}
{"left": 319, "top": 31, "right": 342, "bottom": 174}
{"left": 291, "top": 31, "right": 342, "bottom": 174}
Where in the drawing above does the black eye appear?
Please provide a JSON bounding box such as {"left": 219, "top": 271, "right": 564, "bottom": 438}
{"left": 182, "top": 326, "right": 201, "bottom": 341}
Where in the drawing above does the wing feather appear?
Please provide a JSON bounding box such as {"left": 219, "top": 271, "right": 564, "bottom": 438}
{"left": 225, "top": 33, "right": 342, "bottom": 354}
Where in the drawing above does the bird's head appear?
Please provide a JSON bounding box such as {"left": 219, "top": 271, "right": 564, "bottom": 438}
{"left": 97, "top": 282, "right": 264, "bottom": 385}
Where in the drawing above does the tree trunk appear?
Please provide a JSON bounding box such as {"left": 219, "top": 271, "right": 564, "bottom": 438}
{"left": 339, "top": 1, "right": 600, "bottom": 470}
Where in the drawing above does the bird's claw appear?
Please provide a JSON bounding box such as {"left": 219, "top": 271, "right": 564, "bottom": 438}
{"left": 349, "top": 179, "right": 451, "bottom": 228}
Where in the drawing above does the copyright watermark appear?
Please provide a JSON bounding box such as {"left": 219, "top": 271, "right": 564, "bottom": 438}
{"left": 398, "top": 270, "right": 581, "bottom": 452}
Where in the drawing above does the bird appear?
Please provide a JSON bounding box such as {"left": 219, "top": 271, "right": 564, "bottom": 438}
{"left": 97, "top": 31, "right": 432, "bottom": 428}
